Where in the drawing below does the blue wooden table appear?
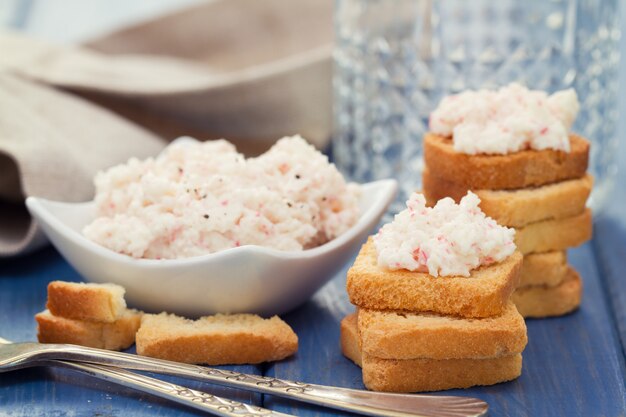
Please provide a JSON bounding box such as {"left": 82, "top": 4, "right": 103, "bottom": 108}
{"left": 1, "top": 187, "right": 626, "bottom": 417}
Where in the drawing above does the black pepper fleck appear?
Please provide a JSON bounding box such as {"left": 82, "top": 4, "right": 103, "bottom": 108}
{"left": 287, "top": 202, "right": 292, "bottom": 207}
{"left": 295, "top": 174, "right": 301, "bottom": 179}
{"left": 203, "top": 214, "right": 209, "bottom": 219}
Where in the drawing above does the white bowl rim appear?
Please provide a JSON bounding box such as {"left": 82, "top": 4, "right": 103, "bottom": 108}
{"left": 26, "top": 179, "right": 397, "bottom": 267}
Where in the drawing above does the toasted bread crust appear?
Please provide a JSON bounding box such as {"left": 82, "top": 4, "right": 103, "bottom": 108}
{"left": 361, "top": 353, "right": 522, "bottom": 393}
{"left": 512, "top": 267, "right": 582, "bottom": 318}
{"left": 136, "top": 313, "right": 298, "bottom": 365}
{"left": 519, "top": 251, "right": 568, "bottom": 288}
{"left": 423, "top": 133, "right": 589, "bottom": 190}
{"left": 346, "top": 239, "right": 522, "bottom": 318}
{"left": 515, "top": 209, "right": 592, "bottom": 254}
{"left": 341, "top": 313, "right": 363, "bottom": 366}
{"left": 423, "top": 169, "right": 592, "bottom": 227}
{"left": 36, "top": 309, "right": 141, "bottom": 350}
{"left": 46, "top": 281, "right": 126, "bottom": 323}
{"left": 341, "top": 314, "right": 522, "bottom": 392}
{"left": 357, "top": 303, "right": 526, "bottom": 360}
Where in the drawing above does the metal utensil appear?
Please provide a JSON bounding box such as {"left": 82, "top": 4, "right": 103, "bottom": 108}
{"left": 0, "top": 338, "right": 488, "bottom": 417}
{"left": 0, "top": 338, "right": 293, "bottom": 417}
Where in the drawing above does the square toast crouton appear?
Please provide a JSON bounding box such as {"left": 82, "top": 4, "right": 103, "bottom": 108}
{"left": 347, "top": 238, "right": 523, "bottom": 318}
{"left": 358, "top": 302, "right": 527, "bottom": 360}
{"left": 136, "top": 313, "right": 298, "bottom": 365}
{"left": 514, "top": 209, "right": 592, "bottom": 254}
{"left": 512, "top": 267, "right": 582, "bottom": 318}
{"left": 423, "top": 132, "right": 589, "bottom": 190}
{"left": 36, "top": 309, "right": 142, "bottom": 350}
{"left": 341, "top": 314, "right": 522, "bottom": 392}
{"left": 46, "top": 281, "right": 126, "bottom": 323}
{"left": 519, "top": 251, "right": 568, "bottom": 288}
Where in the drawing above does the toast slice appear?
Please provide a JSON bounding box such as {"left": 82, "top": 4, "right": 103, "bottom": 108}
{"left": 136, "top": 313, "right": 298, "bottom": 365}
{"left": 36, "top": 309, "right": 142, "bottom": 350}
{"left": 341, "top": 314, "right": 522, "bottom": 392}
{"left": 347, "top": 238, "right": 523, "bottom": 318}
{"left": 46, "top": 281, "right": 126, "bottom": 323}
{"left": 512, "top": 267, "right": 582, "bottom": 318}
{"left": 515, "top": 209, "right": 592, "bottom": 255}
{"left": 423, "top": 132, "right": 589, "bottom": 190}
{"left": 340, "top": 313, "right": 363, "bottom": 368}
{"left": 423, "top": 169, "right": 592, "bottom": 227}
{"left": 519, "top": 251, "right": 568, "bottom": 288}
{"left": 357, "top": 302, "right": 527, "bottom": 360}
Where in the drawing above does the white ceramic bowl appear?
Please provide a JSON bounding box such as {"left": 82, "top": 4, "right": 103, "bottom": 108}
{"left": 26, "top": 180, "right": 397, "bottom": 317}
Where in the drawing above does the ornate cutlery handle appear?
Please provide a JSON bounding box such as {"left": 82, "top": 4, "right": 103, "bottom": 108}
{"left": 45, "top": 360, "right": 294, "bottom": 417}
{"left": 36, "top": 344, "right": 488, "bottom": 417}
{"left": 189, "top": 368, "right": 487, "bottom": 417}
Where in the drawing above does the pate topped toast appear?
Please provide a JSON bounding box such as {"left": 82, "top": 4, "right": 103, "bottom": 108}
{"left": 347, "top": 238, "right": 523, "bottom": 318}
{"left": 424, "top": 132, "right": 589, "bottom": 190}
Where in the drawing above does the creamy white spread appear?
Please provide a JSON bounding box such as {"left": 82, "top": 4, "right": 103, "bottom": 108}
{"left": 429, "top": 83, "right": 579, "bottom": 155}
{"left": 374, "top": 192, "right": 515, "bottom": 277}
{"left": 83, "top": 136, "right": 360, "bottom": 259}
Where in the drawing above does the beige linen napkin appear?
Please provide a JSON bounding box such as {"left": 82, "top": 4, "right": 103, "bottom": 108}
{"left": 0, "top": 74, "right": 165, "bottom": 257}
{"left": 0, "top": 0, "right": 332, "bottom": 257}
{"left": 0, "top": 0, "right": 333, "bottom": 153}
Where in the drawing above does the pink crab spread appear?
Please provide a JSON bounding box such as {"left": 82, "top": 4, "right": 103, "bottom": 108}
{"left": 374, "top": 192, "right": 516, "bottom": 277}
{"left": 83, "top": 136, "right": 360, "bottom": 259}
{"left": 429, "top": 83, "right": 579, "bottom": 155}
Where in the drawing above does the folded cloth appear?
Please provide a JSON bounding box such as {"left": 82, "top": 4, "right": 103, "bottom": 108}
{"left": 0, "top": 73, "right": 164, "bottom": 257}
{"left": 0, "top": 0, "right": 332, "bottom": 153}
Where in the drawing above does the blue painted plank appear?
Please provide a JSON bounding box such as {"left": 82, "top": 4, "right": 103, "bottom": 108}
{"left": 0, "top": 247, "right": 263, "bottom": 417}
{"left": 591, "top": 189, "right": 626, "bottom": 361}
{"left": 264, "top": 261, "right": 364, "bottom": 417}
{"left": 266, "top": 243, "right": 626, "bottom": 417}
{"left": 596, "top": 0, "right": 626, "bottom": 361}
{"left": 589, "top": 116, "right": 626, "bottom": 361}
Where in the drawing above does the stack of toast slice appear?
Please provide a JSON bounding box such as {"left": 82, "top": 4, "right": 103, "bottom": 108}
{"left": 423, "top": 133, "right": 592, "bottom": 318}
{"left": 36, "top": 281, "right": 142, "bottom": 350}
{"left": 342, "top": 238, "right": 527, "bottom": 392}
